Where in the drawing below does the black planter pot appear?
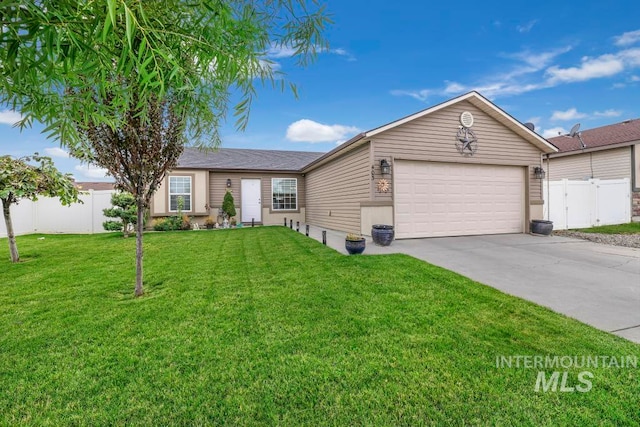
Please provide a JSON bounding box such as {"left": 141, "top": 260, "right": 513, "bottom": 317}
{"left": 530, "top": 220, "right": 553, "bottom": 235}
{"left": 372, "top": 224, "right": 394, "bottom": 246}
{"left": 345, "top": 238, "right": 366, "bottom": 255}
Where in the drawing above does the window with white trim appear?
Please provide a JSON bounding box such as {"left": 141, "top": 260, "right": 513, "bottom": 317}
{"left": 272, "top": 178, "right": 297, "bottom": 210}
{"left": 169, "top": 176, "right": 192, "bottom": 211}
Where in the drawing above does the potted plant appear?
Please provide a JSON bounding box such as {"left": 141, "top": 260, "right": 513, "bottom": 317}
{"left": 204, "top": 216, "right": 215, "bottom": 229}
{"left": 345, "top": 233, "right": 366, "bottom": 255}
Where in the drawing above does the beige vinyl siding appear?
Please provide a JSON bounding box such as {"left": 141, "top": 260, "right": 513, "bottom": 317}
{"left": 209, "top": 172, "right": 306, "bottom": 213}
{"left": 529, "top": 165, "right": 543, "bottom": 201}
{"left": 547, "top": 147, "right": 632, "bottom": 181}
{"left": 152, "top": 169, "right": 209, "bottom": 216}
{"left": 305, "top": 143, "right": 370, "bottom": 232}
{"left": 635, "top": 144, "right": 640, "bottom": 190}
{"left": 372, "top": 100, "right": 543, "bottom": 203}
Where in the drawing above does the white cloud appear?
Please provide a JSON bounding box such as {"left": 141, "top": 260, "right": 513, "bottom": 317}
{"left": 546, "top": 54, "right": 625, "bottom": 83}
{"left": 286, "top": 119, "right": 361, "bottom": 144}
{"left": 391, "top": 46, "right": 570, "bottom": 101}
{"left": 550, "top": 108, "right": 587, "bottom": 121}
{"left": 43, "top": 147, "right": 70, "bottom": 158}
{"left": 267, "top": 44, "right": 298, "bottom": 58}
{"left": 391, "top": 37, "right": 640, "bottom": 103}
{"left": 550, "top": 108, "right": 622, "bottom": 121}
{"left": 594, "top": 109, "right": 623, "bottom": 118}
{"left": 74, "top": 164, "right": 109, "bottom": 180}
{"left": 510, "top": 46, "right": 572, "bottom": 70}
{"left": 542, "top": 127, "right": 567, "bottom": 138}
{"left": 443, "top": 81, "right": 466, "bottom": 94}
{"left": 331, "top": 48, "right": 356, "bottom": 61}
{"left": 267, "top": 43, "right": 355, "bottom": 61}
{"left": 0, "top": 109, "right": 23, "bottom": 125}
{"left": 517, "top": 20, "right": 538, "bottom": 33}
{"left": 619, "top": 47, "right": 640, "bottom": 66}
{"left": 258, "top": 59, "right": 281, "bottom": 73}
{"left": 473, "top": 82, "right": 549, "bottom": 98}
{"left": 389, "top": 89, "right": 431, "bottom": 102}
{"left": 263, "top": 43, "right": 356, "bottom": 75}
{"left": 614, "top": 29, "right": 640, "bottom": 46}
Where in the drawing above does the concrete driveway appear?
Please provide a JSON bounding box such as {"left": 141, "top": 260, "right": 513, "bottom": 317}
{"left": 307, "top": 227, "right": 640, "bottom": 343}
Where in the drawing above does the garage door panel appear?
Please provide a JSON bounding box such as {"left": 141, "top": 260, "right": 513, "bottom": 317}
{"left": 395, "top": 161, "right": 524, "bottom": 238}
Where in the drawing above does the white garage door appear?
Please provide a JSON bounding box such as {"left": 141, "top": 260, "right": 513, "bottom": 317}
{"left": 395, "top": 161, "right": 524, "bottom": 238}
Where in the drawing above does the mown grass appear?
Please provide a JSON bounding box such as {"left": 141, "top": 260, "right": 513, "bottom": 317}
{"left": 575, "top": 222, "right": 640, "bottom": 234}
{"left": 0, "top": 227, "right": 638, "bottom": 425}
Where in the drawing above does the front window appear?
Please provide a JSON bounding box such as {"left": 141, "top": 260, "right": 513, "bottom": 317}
{"left": 169, "top": 176, "right": 192, "bottom": 211}
{"left": 272, "top": 178, "right": 297, "bottom": 210}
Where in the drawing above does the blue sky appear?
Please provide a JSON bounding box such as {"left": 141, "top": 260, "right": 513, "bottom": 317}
{"left": 2, "top": 0, "right": 640, "bottom": 181}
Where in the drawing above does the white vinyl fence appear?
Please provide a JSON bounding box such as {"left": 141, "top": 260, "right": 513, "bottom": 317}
{"left": 0, "top": 190, "right": 115, "bottom": 237}
{"left": 543, "top": 178, "right": 630, "bottom": 230}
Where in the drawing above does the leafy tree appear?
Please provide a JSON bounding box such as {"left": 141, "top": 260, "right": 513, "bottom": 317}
{"left": 222, "top": 190, "right": 237, "bottom": 220}
{"left": 0, "top": 0, "right": 329, "bottom": 296}
{"left": 103, "top": 192, "right": 138, "bottom": 237}
{"left": 0, "top": 154, "right": 80, "bottom": 263}
{"left": 76, "top": 92, "right": 183, "bottom": 296}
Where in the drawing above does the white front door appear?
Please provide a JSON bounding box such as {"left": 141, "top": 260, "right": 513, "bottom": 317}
{"left": 241, "top": 179, "right": 262, "bottom": 223}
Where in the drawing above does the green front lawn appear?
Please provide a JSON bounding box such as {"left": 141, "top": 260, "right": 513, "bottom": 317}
{"left": 0, "top": 228, "right": 638, "bottom": 425}
{"left": 574, "top": 222, "right": 640, "bottom": 234}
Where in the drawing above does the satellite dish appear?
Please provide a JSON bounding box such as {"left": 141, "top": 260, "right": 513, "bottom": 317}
{"left": 569, "top": 123, "right": 580, "bottom": 137}
{"left": 523, "top": 122, "right": 535, "bottom": 131}
{"left": 568, "top": 123, "right": 587, "bottom": 148}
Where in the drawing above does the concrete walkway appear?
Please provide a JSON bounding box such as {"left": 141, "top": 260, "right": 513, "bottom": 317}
{"left": 295, "top": 224, "right": 640, "bottom": 343}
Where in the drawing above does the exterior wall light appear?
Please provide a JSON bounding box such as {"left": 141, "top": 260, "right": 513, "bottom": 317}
{"left": 380, "top": 159, "right": 391, "bottom": 175}
{"left": 533, "top": 166, "right": 546, "bottom": 180}
{"left": 226, "top": 178, "right": 232, "bottom": 188}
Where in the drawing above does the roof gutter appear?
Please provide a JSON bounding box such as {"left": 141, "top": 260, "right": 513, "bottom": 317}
{"left": 301, "top": 91, "right": 561, "bottom": 172}
{"left": 548, "top": 139, "right": 639, "bottom": 158}
{"left": 301, "top": 132, "right": 367, "bottom": 173}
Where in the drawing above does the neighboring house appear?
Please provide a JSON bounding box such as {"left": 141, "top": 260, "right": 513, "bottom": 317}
{"left": 546, "top": 119, "right": 640, "bottom": 221}
{"left": 74, "top": 182, "right": 116, "bottom": 191}
{"left": 151, "top": 91, "right": 557, "bottom": 238}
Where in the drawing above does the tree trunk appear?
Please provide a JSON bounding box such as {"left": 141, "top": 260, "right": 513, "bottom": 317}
{"left": 134, "top": 198, "right": 145, "bottom": 296}
{"left": 2, "top": 198, "right": 20, "bottom": 263}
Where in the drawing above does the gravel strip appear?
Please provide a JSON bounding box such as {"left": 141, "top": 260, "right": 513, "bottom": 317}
{"left": 553, "top": 230, "right": 640, "bottom": 248}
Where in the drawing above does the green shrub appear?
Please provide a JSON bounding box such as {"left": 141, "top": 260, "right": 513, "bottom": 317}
{"left": 103, "top": 192, "right": 139, "bottom": 237}
{"left": 151, "top": 197, "right": 193, "bottom": 232}
{"left": 152, "top": 215, "right": 187, "bottom": 232}
{"left": 152, "top": 218, "right": 168, "bottom": 231}
{"left": 103, "top": 220, "right": 125, "bottom": 232}
{"left": 222, "top": 190, "right": 236, "bottom": 219}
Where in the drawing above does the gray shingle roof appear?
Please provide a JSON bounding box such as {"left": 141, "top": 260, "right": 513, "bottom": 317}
{"left": 177, "top": 147, "right": 326, "bottom": 171}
